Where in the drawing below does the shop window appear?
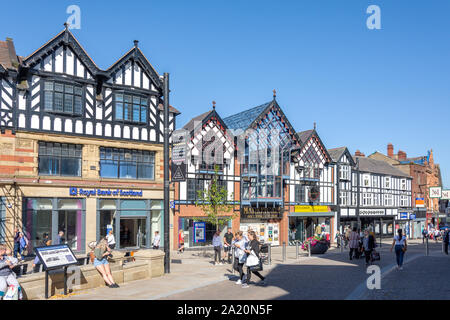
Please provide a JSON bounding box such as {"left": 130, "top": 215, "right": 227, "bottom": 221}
{"left": 99, "top": 147, "right": 155, "bottom": 180}
{"left": 38, "top": 142, "right": 82, "bottom": 176}
{"left": 242, "top": 182, "right": 249, "bottom": 200}
{"left": 43, "top": 81, "right": 83, "bottom": 115}
{"left": 0, "top": 198, "right": 5, "bottom": 243}
{"left": 23, "top": 198, "right": 52, "bottom": 249}
{"left": 151, "top": 201, "right": 163, "bottom": 244}
{"left": 57, "top": 199, "right": 83, "bottom": 251}
{"left": 115, "top": 93, "right": 148, "bottom": 123}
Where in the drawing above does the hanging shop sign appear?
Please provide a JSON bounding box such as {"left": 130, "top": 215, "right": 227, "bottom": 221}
{"left": 400, "top": 212, "right": 409, "bottom": 220}
{"left": 415, "top": 198, "right": 425, "bottom": 208}
{"left": 308, "top": 186, "right": 320, "bottom": 201}
{"left": 241, "top": 206, "right": 283, "bottom": 219}
{"left": 441, "top": 190, "right": 450, "bottom": 200}
{"left": 294, "top": 205, "right": 329, "bottom": 213}
{"left": 429, "top": 186, "right": 442, "bottom": 198}
{"left": 69, "top": 187, "right": 143, "bottom": 197}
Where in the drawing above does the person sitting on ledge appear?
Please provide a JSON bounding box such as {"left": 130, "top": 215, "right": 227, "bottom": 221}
{"left": 93, "top": 239, "right": 119, "bottom": 288}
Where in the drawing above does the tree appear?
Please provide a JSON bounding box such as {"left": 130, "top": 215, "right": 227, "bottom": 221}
{"left": 195, "top": 165, "right": 237, "bottom": 231}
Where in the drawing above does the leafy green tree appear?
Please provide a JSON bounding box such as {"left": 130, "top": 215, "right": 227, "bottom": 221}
{"left": 195, "top": 165, "right": 237, "bottom": 231}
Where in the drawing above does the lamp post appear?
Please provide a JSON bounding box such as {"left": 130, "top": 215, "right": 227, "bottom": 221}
{"left": 356, "top": 158, "right": 360, "bottom": 230}
{"left": 163, "top": 73, "right": 170, "bottom": 274}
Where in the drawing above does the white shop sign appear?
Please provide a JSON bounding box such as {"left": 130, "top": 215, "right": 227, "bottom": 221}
{"left": 359, "top": 209, "right": 385, "bottom": 216}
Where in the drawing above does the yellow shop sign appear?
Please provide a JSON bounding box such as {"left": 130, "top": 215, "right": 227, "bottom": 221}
{"left": 294, "top": 205, "right": 329, "bottom": 213}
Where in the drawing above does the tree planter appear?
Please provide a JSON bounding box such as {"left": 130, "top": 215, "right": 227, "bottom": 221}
{"left": 310, "top": 242, "right": 329, "bottom": 254}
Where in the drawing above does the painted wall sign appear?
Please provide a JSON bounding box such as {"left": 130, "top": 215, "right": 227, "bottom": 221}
{"left": 69, "top": 187, "right": 143, "bottom": 197}
{"left": 294, "top": 205, "right": 329, "bottom": 213}
{"left": 241, "top": 206, "right": 283, "bottom": 219}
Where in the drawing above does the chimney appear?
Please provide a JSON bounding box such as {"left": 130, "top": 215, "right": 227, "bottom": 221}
{"left": 355, "top": 150, "right": 362, "bottom": 157}
{"left": 387, "top": 143, "right": 394, "bottom": 158}
{"left": 360, "top": 152, "right": 365, "bottom": 157}
{"left": 398, "top": 150, "right": 407, "bottom": 161}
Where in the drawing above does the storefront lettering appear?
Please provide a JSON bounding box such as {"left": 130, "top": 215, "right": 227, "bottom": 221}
{"left": 241, "top": 207, "right": 283, "bottom": 219}
{"left": 359, "top": 209, "right": 385, "bottom": 216}
{"left": 69, "top": 187, "right": 143, "bottom": 197}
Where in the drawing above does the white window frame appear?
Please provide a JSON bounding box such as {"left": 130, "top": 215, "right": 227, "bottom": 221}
{"left": 385, "top": 177, "right": 391, "bottom": 189}
{"left": 384, "top": 194, "right": 393, "bottom": 206}
{"left": 340, "top": 165, "right": 350, "bottom": 180}
{"left": 363, "top": 174, "right": 370, "bottom": 187}
{"left": 400, "top": 195, "right": 408, "bottom": 207}
{"left": 363, "top": 193, "right": 372, "bottom": 206}
{"left": 401, "top": 179, "right": 407, "bottom": 191}
{"left": 372, "top": 176, "right": 378, "bottom": 188}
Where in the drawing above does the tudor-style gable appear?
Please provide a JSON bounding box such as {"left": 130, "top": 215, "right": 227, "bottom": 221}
{"left": 292, "top": 130, "right": 331, "bottom": 170}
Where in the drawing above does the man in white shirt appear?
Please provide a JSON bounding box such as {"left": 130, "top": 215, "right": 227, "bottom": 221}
{"left": 152, "top": 231, "right": 161, "bottom": 249}
{"left": 106, "top": 230, "right": 116, "bottom": 249}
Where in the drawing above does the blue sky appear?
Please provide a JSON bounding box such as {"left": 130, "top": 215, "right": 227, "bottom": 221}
{"left": 2, "top": 0, "right": 450, "bottom": 187}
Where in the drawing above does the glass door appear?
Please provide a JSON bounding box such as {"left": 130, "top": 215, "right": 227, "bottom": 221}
{"left": 120, "top": 218, "right": 147, "bottom": 248}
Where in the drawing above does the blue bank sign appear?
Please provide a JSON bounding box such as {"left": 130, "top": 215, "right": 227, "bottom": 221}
{"left": 69, "top": 187, "right": 143, "bottom": 197}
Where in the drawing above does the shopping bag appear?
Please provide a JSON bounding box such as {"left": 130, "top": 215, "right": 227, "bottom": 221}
{"left": 249, "top": 259, "right": 263, "bottom": 272}
{"left": 245, "top": 250, "right": 259, "bottom": 267}
{"left": 3, "top": 285, "right": 19, "bottom": 300}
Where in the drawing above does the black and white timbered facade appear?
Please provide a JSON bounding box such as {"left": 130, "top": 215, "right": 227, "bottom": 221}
{"left": 2, "top": 26, "right": 178, "bottom": 142}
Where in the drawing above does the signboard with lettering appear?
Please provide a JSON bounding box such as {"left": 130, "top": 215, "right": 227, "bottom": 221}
{"left": 171, "top": 162, "right": 186, "bottom": 182}
{"left": 241, "top": 207, "right": 283, "bottom": 219}
{"left": 415, "top": 198, "right": 425, "bottom": 208}
{"left": 400, "top": 212, "right": 408, "bottom": 220}
{"left": 294, "top": 205, "right": 329, "bottom": 213}
{"left": 429, "top": 186, "right": 442, "bottom": 198}
{"left": 441, "top": 190, "right": 450, "bottom": 200}
{"left": 34, "top": 244, "right": 78, "bottom": 270}
{"left": 410, "top": 214, "right": 416, "bottom": 220}
{"left": 172, "top": 129, "right": 188, "bottom": 163}
{"left": 193, "top": 222, "right": 206, "bottom": 243}
{"left": 69, "top": 187, "right": 143, "bottom": 198}
{"left": 359, "top": 209, "right": 386, "bottom": 216}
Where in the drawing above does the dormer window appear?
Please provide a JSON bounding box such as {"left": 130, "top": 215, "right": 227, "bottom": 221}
{"left": 44, "top": 81, "right": 82, "bottom": 115}
{"left": 115, "top": 93, "right": 147, "bottom": 123}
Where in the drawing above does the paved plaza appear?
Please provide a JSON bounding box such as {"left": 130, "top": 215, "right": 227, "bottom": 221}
{"left": 54, "top": 239, "right": 450, "bottom": 300}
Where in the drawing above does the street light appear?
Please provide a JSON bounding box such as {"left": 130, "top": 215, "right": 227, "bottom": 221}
{"left": 163, "top": 73, "right": 170, "bottom": 274}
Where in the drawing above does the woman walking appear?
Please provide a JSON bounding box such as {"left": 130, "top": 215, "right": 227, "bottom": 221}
{"left": 242, "top": 231, "right": 266, "bottom": 288}
{"left": 212, "top": 231, "right": 223, "bottom": 265}
{"left": 348, "top": 227, "right": 360, "bottom": 260}
{"left": 232, "top": 231, "right": 247, "bottom": 284}
{"left": 93, "top": 239, "right": 119, "bottom": 288}
{"left": 178, "top": 230, "right": 185, "bottom": 254}
{"left": 390, "top": 228, "right": 407, "bottom": 270}
{"left": 362, "top": 230, "right": 375, "bottom": 266}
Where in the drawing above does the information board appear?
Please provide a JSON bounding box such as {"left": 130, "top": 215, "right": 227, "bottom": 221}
{"left": 193, "top": 222, "right": 206, "bottom": 243}
{"left": 34, "top": 244, "right": 79, "bottom": 270}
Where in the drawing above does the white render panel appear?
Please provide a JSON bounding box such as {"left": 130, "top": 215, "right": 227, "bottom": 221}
{"left": 55, "top": 47, "right": 63, "bottom": 73}
{"left": 18, "top": 93, "right": 26, "bottom": 110}
{"left": 66, "top": 48, "right": 74, "bottom": 75}
{"left": 114, "top": 125, "right": 121, "bottom": 138}
{"left": 228, "top": 182, "right": 234, "bottom": 201}
{"left": 96, "top": 103, "right": 103, "bottom": 120}
{"left": 132, "top": 127, "right": 139, "bottom": 140}
{"left": 18, "top": 114, "right": 25, "bottom": 128}
{"left": 54, "top": 118, "right": 62, "bottom": 131}
{"left": 76, "top": 58, "right": 85, "bottom": 78}
{"left": 143, "top": 73, "right": 149, "bottom": 89}
{"left": 42, "top": 116, "right": 51, "bottom": 130}
{"left": 290, "top": 185, "right": 295, "bottom": 201}
{"left": 134, "top": 64, "right": 141, "bottom": 88}
{"left": 124, "top": 62, "right": 132, "bottom": 86}
{"left": 180, "top": 181, "right": 187, "bottom": 201}
{"left": 141, "top": 128, "right": 148, "bottom": 141}
{"left": 31, "top": 84, "right": 40, "bottom": 98}
{"left": 115, "top": 69, "right": 123, "bottom": 84}
{"left": 65, "top": 119, "right": 73, "bottom": 133}
{"left": 105, "top": 124, "right": 112, "bottom": 137}
{"left": 75, "top": 120, "right": 83, "bottom": 134}
{"left": 86, "top": 122, "right": 93, "bottom": 135}
{"left": 31, "top": 95, "right": 40, "bottom": 110}
{"left": 349, "top": 209, "right": 356, "bottom": 216}
{"left": 43, "top": 55, "right": 52, "bottom": 72}
{"left": 123, "top": 126, "right": 130, "bottom": 139}
{"left": 96, "top": 123, "right": 102, "bottom": 135}
{"left": 31, "top": 115, "right": 39, "bottom": 129}
{"left": 150, "top": 129, "right": 156, "bottom": 141}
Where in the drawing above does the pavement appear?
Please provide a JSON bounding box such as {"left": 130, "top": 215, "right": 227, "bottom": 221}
{"left": 54, "top": 239, "right": 450, "bottom": 300}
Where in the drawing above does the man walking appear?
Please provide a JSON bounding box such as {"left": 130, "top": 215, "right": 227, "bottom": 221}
{"left": 223, "top": 227, "right": 234, "bottom": 264}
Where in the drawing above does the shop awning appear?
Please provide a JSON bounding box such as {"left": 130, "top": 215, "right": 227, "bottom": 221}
{"left": 289, "top": 212, "right": 335, "bottom": 217}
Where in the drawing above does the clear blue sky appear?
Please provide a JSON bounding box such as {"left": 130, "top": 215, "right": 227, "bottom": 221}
{"left": 2, "top": 0, "right": 450, "bottom": 187}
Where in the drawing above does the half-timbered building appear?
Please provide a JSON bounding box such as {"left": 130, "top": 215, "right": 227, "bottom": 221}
{"left": 0, "top": 26, "right": 179, "bottom": 253}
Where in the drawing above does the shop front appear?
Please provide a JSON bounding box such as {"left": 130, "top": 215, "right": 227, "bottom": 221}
{"left": 178, "top": 217, "right": 230, "bottom": 248}
{"left": 239, "top": 206, "right": 283, "bottom": 246}
{"left": 289, "top": 205, "right": 334, "bottom": 244}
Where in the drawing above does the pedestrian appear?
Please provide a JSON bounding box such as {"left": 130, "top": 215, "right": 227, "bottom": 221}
{"left": 390, "top": 228, "right": 407, "bottom": 270}
{"left": 358, "top": 229, "right": 364, "bottom": 259}
{"left": 444, "top": 229, "right": 449, "bottom": 255}
{"left": 434, "top": 229, "right": 440, "bottom": 242}
{"left": 178, "top": 229, "right": 185, "bottom": 254}
{"left": 348, "top": 227, "right": 360, "bottom": 260}
{"left": 362, "top": 230, "right": 375, "bottom": 266}
{"left": 232, "top": 231, "right": 247, "bottom": 284}
{"left": 152, "top": 231, "right": 160, "bottom": 250}
{"left": 212, "top": 231, "right": 223, "bottom": 265}
{"left": 0, "top": 244, "right": 23, "bottom": 300}
{"left": 56, "top": 231, "right": 65, "bottom": 245}
{"left": 18, "top": 232, "right": 28, "bottom": 260}
{"left": 422, "top": 228, "right": 428, "bottom": 244}
{"left": 223, "top": 227, "right": 234, "bottom": 264}
{"left": 32, "top": 237, "right": 52, "bottom": 272}
{"left": 13, "top": 228, "right": 20, "bottom": 259}
{"left": 344, "top": 227, "right": 351, "bottom": 249}
{"left": 335, "top": 230, "right": 341, "bottom": 248}
{"left": 242, "top": 231, "right": 266, "bottom": 288}
{"left": 93, "top": 239, "right": 119, "bottom": 288}
{"left": 106, "top": 230, "right": 116, "bottom": 250}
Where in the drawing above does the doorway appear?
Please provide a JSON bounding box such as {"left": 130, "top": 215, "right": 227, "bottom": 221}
{"left": 120, "top": 218, "right": 147, "bottom": 248}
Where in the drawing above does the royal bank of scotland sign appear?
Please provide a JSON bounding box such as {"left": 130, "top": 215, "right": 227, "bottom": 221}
{"left": 429, "top": 187, "right": 442, "bottom": 198}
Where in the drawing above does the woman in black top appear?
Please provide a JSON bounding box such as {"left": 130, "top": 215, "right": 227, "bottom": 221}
{"left": 242, "top": 231, "right": 266, "bottom": 287}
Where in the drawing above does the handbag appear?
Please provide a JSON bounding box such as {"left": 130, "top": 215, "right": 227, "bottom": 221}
{"left": 371, "top": 250, "right": 380, "bottom": 261}
{"left": 249, "top": 259, "right": 263, "bottom": 272}
{"left": 245, "top": 250, "right": 259, "bottom": 267}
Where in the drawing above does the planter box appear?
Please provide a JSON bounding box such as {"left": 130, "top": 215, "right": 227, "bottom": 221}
{"left": 310, "top": 242, "right": 329, "bottom": 254}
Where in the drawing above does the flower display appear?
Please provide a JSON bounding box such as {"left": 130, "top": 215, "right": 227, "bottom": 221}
{"left": 301, "top": 235, "right": 329, "bottom": 251}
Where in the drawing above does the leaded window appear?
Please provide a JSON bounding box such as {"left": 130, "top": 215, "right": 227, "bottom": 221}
{"left": 38, "top": 142, "right": 82, "bottom": 176}
{"left": 44, "top": 81, "right": 82, "bottom": 114}
{"left": 115, "top": 93, "right": 148, "bottom": 123}
{"left": 295, "top": 185, "right": 306, "bottom": 203}
{"left": 100, "top": 148, "right": 155, "bottom": 180}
